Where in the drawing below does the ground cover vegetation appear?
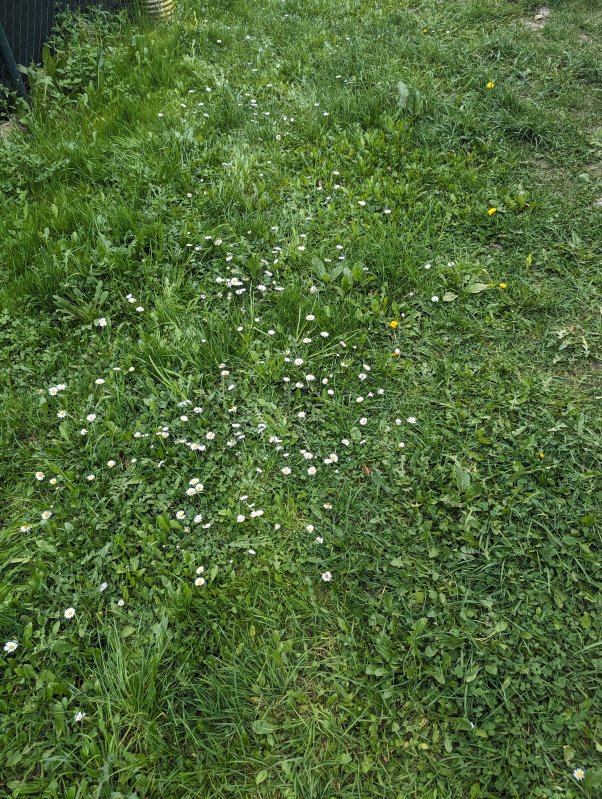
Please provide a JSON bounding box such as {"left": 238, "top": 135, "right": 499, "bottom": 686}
{"left": 0, "top": 0, "right": 601, "bottom": 796}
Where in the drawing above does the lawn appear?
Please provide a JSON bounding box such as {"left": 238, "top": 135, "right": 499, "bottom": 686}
{"left": 0, "top": 0, "right": 601, "bottom": 796}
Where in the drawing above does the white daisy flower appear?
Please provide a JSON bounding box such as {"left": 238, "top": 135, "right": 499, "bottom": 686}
{"left": 35, "top": 471, "right": 45, "bottom": 481}
{"left": 64, "top": 607, "right": 76, "bottom": 619}
{"left": 321, "top": 571, "right": 332, "bottom": 581}
{"left": 74, "top": 711, "right": 86, "bottom": 722}
{"left": 195, "top": 577, "right": 206, "bottom": 586}
{"left": 176, "top": 511, "right": 186, "bottom": 520}
{"left": 3, "top": 640, "right": 18, "bottom": 653}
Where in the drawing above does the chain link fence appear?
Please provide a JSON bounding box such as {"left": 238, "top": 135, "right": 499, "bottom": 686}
{"left": 1, "top": 0, "right": 123, "bottom": 96}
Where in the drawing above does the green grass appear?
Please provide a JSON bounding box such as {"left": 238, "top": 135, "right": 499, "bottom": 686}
{"left": 0, "top": 0, "right": 601, "bottom": 796}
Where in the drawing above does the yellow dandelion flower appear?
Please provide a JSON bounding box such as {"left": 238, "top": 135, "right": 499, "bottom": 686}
{"left": 389, "top": 320, "right": 398, "bottom": 329}
{"left": 486, "top": 81, "right": 495, "bottom": 89}
{"left": 488, "top": 207, "right": 497, "bottom": 216}
{"left": 538, "top": 452, "right": 544, "bottom": 459}
{"left": 499, "top": 282, "right": 507, "bottom": 289}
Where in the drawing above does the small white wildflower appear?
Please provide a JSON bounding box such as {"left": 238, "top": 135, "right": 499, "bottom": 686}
{"left": 359, "top": 417, "right": 368, "bottom": 426}
{"left": 74, "top": 711, "right": 86, "bottom": 722}
{"left": 86, "top": 413, "right": 96, "bottom": 423}
{"left": 95, "top": 378, "right": 105, "bottom": 385}
{"left": 176, "top": 511, "right": 186, "bottom": 520}
{"left": 236, "top": 514, "right": 246, "bottom": 523}
{"left": 35, "top": 471, "right": 45, "bottom": 481}
{"left": 57, "top": 410, "right": 67, "bottom": 418}
{"left": 64, "top": 607, "right": 76, "bottom": 619}
{"left": 315, "top": 536, "right": 324, "bottom": 544}
{"left": 573, "top": 769, "right": 585, "bottom": 782}
{"left": 307, "top": 466, "right": 317, "bottom": 475}
{"left": 99, "top": 582, "right": 108, "bottom": 592}
{"left": 195, "top": 577, "right": 206, "bottom": 586}
{"left": 96, "top": 318, "right": 107, "bottom": 328}
{"left": 407, "top": 416, "right": 417, "bottom": 424}
{"left": 3, "top": 641, "right": 18, "bottom": 653}
{"left": 281, "top": 467, "right": 291, "bottom": 475}
{"left": 117, "top": 599, "right": 125, "bottom": 607}
{"left": 431, "top": 295, "right": 439, "bottom": 303}
{"left": 321, "top": 571, "right": 332, "bottom": 582}
{"left": 86, "top": 474, "right": 95, "bottom": 481}
{"left": 107, "top": 460, "right": 116, "bottom": 468}
{"left": 294, "top": 358, "right": 304, "bottom": 366}
{"left": 41, "top": 510, "right": 52, "bottom": 520}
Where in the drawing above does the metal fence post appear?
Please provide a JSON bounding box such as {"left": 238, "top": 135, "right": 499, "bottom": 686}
{"left": 0, "top": 21, "right": 30, "bottom": 104}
